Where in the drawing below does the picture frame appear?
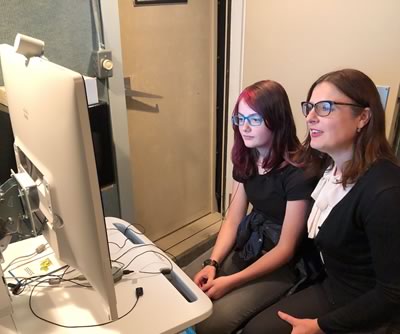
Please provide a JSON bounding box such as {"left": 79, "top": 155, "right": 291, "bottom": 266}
{"left": 134, "top": 0, "right": 187, "bottom": 5}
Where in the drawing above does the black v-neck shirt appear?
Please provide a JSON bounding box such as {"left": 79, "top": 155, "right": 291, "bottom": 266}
{"left": 233, "top": 164, "right": 315, "bottom": 223}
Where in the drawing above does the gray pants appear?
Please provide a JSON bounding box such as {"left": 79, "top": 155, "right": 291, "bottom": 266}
{"left": 241, "top": 281, "right": 397, "bottom": 334}
{"left": 184, "top": 249, "right": 296, "bottom": 334}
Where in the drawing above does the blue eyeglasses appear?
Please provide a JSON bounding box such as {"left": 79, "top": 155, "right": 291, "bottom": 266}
{"left": 232, "top": 114, "right": 264, "bottom": 126}
{"left": 301, "top": 100, "right": 365, "bottom": 117}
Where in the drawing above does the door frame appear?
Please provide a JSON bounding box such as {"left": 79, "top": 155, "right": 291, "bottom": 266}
{"left": 99, "top": 0, "right": 135, "bottom": 224}
{"left": 223, "top": 0, "right": 246, "bottom": 212}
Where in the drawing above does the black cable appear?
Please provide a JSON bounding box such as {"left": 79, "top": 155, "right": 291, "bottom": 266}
{"left": 224, "top": 181, "right": 240, "bottom": 215}
{"left": 60, "top": 265, "right": 70, "bottom": 281}
{"left": 121, "top": 249, "right": 173, "bottom": 275}
{"left": 121, "top": 249, "right": 173, "bottom": 272}
{"left": 113, "top": 243, "right": 157, "bottom": 262}
{"left": 28, "top": 280, "right": 143, "bottom": 328}
{"left": 108, "top": 228, "right": 179, "bottom": 272}
{"left": 56, "top": 278, "right": 91, "bottom": 288}
{"left": 163, "top": 250, "right": 178, "bottom": 263}
{"left": 6, "top": 265, "right": 70, "bottom": 295}
{"left": 17, "top": 265, "right": 69, "bottom": 286}
{"left": 109, "top": 227, "right": 177, "bottom": 264}
{"left": 19, "top": 266, "right": 69, "bottom": 282}
{"left": 13, "top": 281, "right": 26, "bottom": 295}
{"left": 108, "top": 238, "right": 129, "bottom": 249}
{"left": 22, "top": 265, "right": 119, "bottom": 290}
{"left": 5, "top": 249, "right": 55, "bottom": 273}
{"left": 112, "top": 260, "right": 125, "bottom": 268}
{"left": 122, "top": 223, "right": 145, "bottom": 236}
{"left": 3, "top": 251, "right": 38, "bottom": 272}
{"left": 107, "top": 228, "right": 131, "bottom": 249}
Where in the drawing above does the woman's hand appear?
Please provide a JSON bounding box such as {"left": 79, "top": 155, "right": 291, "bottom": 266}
{"left": 278, "top": 311, "right": 324, "bottom": 334}
{"left": 201, "top": 275, "right": 236, "bottom": 300}
{"left": 193, "top": 265, "right": 217, "bottom": 289}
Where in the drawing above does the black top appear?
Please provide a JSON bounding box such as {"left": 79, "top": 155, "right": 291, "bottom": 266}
{"left": 316, "top": 159, "right": 400, "bottom": 332}
{"left": 233, "top": 164, "right": 315, "bottom": 223}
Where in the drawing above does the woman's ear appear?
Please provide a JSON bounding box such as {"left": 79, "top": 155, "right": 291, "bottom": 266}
{"left": 358, "top": 107, "right": 371, "bottom": 130}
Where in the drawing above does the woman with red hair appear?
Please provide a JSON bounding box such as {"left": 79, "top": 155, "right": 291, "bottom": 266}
{"left": 186, "top": 80, "right": 318, "bottom": 334}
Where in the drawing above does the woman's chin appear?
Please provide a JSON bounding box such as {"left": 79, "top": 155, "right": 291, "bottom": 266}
{"left": 310, "top": 142, "right": 325, "bottom": 153}
{"left": 243, "top": 141, "right": 256, "bottom": 148}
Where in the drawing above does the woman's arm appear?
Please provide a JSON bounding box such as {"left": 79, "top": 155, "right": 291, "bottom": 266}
{"left": 193, "top": 181, "right": 248, "bottom": 287}
{"left": 209, "top": 181, "right": 248, "bottom": 263}
{"left": 202, "top": 199, "right": 309, "bottom": 299}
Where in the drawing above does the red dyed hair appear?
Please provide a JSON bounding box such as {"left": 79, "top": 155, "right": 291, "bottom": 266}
{"left": 231, "top": 80, "right": 301, "bottom": 180}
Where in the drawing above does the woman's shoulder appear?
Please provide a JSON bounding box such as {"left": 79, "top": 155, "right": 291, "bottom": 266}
{"left": 365, "top": 159, "right": 400, "bottom": 179}
{"left": 277, "top": 163, "right": 319, "bottom": 194}
{"left": 355, "top": 160, "right": 400, "bottom": 225}
{"left": 278, "top": 163, "right": 317, "bottom": 183}
{"left": 276, "top": 162, "right": 303, "bottom": 175}
{"left": 359, "top": 159, "right": 400, "bottom": 192}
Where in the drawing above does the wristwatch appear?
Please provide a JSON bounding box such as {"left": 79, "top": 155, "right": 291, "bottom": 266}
{"left": 202, "top": 258, "right": 220, "bottom": 271}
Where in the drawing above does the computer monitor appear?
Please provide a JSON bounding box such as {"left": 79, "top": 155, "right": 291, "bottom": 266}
{"left": 0, "top": 43, "right": 118, "bottom": 320}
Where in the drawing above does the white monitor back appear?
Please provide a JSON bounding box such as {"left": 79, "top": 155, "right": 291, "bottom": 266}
{"left": 0, "top": 44, "right": 118, "bottom": 321}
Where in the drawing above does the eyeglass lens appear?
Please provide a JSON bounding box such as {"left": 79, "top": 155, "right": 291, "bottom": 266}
{"left": 302, "top": 101, "right": 332, "bottom": 117}
{"left": 302, "top": 100, "right": 365, "bottom": 117}
{"left": 232, "top": 114, "right": 263, "bottom": 126}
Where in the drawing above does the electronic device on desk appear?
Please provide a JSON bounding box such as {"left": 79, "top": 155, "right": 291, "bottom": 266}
{"left": 0, "top": 34, "right": 118, "bottom": 323}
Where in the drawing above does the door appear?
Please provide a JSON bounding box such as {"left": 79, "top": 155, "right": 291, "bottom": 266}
{"left": 118, "top": 0, "right": 217, "bottom": 241}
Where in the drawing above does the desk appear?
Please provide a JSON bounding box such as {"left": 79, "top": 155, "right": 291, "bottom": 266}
{"left": 0, "top": 217, "right": 212, "bottom": 333}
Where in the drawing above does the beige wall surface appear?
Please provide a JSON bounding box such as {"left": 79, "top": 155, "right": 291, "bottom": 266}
{"left": 119, "top": 0, "right": 216, "bottom": 240}
{"left": 242, "top": 0, "right": 400, "bottom": 141}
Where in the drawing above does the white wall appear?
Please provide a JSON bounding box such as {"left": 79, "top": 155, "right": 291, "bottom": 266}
{"left": 226, "top": 0, "right": 400, "bottom": 206}
{"left": 243, "top": 0, "right": 400, "bottom": 138}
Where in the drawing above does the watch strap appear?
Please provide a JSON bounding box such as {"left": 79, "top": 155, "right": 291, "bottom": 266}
{"left": 202, "top": 258, "right": 219, "bottom": 271}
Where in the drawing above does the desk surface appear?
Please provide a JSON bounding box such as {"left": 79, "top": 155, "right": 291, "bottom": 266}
{"left": 0, "top": 217, "right": 212, "bottom": 334}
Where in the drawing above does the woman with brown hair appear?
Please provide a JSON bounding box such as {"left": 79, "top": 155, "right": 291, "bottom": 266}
{"left": 242, "top": 69, "right": 400, "bottom": 334}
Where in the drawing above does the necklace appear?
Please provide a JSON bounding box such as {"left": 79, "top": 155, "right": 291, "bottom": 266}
{"left": 257, "top": 162, "right": 270, "bottom": 175}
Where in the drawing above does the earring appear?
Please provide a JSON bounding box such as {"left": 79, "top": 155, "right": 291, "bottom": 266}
{"left": 356, "top": 128, "right": 361, "bottom": 133}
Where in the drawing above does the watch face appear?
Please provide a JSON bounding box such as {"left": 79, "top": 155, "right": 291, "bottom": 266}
{"left": 203, "top": 259, "right": 218, "bottom": 269}
{"left": 203, "top": 259, "right": 212, "bottom": 267}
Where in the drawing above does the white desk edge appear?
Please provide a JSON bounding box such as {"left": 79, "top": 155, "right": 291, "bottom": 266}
{"left": 0, "top": 216, "right": 212, "bottom": 334}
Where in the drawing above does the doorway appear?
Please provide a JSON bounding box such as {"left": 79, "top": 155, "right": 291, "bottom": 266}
{"left": 117, "top": 0, "right": 227, "bottom": 257}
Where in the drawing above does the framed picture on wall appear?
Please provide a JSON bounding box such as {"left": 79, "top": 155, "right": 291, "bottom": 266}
{"left": 134, "top": 0, "right": 187, "bottom": 5}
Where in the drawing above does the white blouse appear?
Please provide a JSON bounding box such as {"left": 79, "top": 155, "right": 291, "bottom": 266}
{"left": 307, "top": 166, "right": 354, "bottom": 239}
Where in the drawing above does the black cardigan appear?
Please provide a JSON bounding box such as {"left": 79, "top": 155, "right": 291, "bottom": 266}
{"left": 316, "top": 159, "right": 400, "bottom": 332}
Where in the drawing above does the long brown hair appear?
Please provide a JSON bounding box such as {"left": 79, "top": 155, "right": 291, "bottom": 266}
{"left": 231, "top": 80, "right": 301, "bottom": 179}
{"left": 301, "top": 69, "right": 398, "bottom": 186}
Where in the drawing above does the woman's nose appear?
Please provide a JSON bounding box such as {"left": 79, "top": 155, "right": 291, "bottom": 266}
{"left": 306, "top": 108, "right": 318, "bottom": 124}
{"left": 242, "top": 121, "right": 251, "bottom": 131}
